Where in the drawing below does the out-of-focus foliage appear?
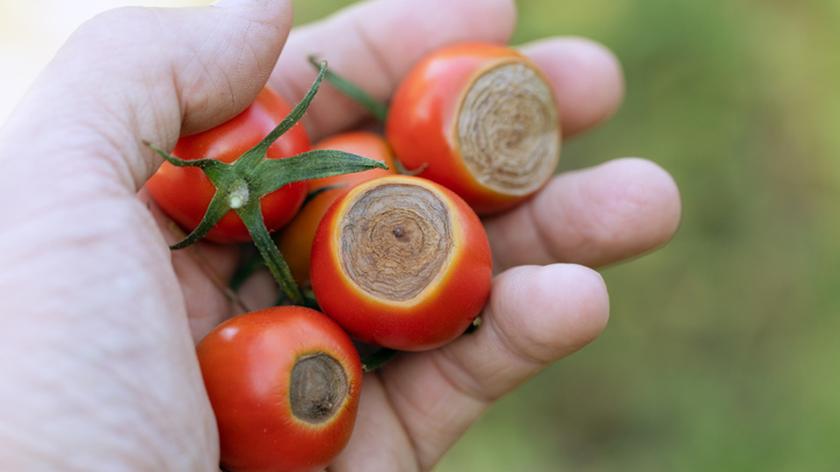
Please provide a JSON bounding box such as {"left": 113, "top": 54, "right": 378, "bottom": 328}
{"left": 293, "top": 1, "right": 840, "bottom": 470}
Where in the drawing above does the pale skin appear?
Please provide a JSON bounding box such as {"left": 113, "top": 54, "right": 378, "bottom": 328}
{"left": 0, "top": 0, "right": 681, "bottom": 470}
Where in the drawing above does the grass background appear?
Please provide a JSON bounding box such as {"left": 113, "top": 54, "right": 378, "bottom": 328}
{"left": 292, "top": 1, "right": 840, "bottom": 470}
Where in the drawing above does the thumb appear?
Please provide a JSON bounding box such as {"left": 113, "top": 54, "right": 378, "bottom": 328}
{"left": 0, "top": 0, "right": 292, "bottom": 190}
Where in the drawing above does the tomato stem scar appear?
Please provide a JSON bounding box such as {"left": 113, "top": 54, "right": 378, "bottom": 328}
{"left": 227, "top": 179, "right": 250, "bottom": 209}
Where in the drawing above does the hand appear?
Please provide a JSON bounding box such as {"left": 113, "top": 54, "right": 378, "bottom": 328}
{"left": 0, "top": 0, "right": 680, "bottom": 470}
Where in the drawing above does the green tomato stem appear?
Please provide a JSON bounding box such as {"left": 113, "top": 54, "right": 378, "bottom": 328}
{"left": 227, "top": 178, "right": 250, "bottom": 209}
{"left": 308, "top": 55, "right": 389, "bottom": 122}
{"left": 237, "top": 199, "right": 304, "bottom": 305}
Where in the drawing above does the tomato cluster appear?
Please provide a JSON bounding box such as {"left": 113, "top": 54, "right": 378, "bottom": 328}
{"left": 146, "top": 43, "right": 560, "bottom": 472}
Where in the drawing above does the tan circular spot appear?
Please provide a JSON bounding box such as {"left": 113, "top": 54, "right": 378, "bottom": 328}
{"left": 457, "top": 61, "right": 560, "bottom": 195}
{"left": 339, "top": 184, "right": 453, "bottom": 301}
{"left": 290, "top": 353, "right": 348, "bottom": 424}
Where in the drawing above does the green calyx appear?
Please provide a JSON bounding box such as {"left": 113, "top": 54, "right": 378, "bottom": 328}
{"left": 145, "top": 61, "right": 387, "bottom": 306}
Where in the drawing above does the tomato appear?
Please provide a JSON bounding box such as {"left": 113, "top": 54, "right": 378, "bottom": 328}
{"left": 311, "top": 175, "right": 493, "bottom": 351}
{"left": 277, "top": 187, "right": 343, "bottom": 286}
{"left": 307, "top": 131, "right": 397, "bottom": 192}
{"left": 147, "top": 87, "right": 310, "bottom": 243}
{"left": 278, "top": 131, "right": 396, "bottom": 284}
{"left": 198, "top": 306, "right": 362, "bottom": 472}
{"left": 386, "top": 43, "right": 561, "bottom": 214}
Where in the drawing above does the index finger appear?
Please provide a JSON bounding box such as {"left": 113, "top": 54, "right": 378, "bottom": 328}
{"left": 367, "top": 264, "right": 610, "bottom": 469}
{"left": 270, "top": 0, "right": 516, "bottom": 139}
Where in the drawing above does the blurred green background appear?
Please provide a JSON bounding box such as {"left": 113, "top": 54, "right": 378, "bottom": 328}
{"left": 292, "top": 1, "right": 839, "bottom": 470}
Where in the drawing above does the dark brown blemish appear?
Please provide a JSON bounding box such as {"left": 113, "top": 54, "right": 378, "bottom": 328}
{"left": 290, "top": 353, "right": 348, "bottom": 424}
{"left": 339, "top": 184, "right": 453, "bottom": 301}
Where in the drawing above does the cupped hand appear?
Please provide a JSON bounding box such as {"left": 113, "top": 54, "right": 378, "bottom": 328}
{"left": 0, "top": 0, "right": 680, "bottom": 470}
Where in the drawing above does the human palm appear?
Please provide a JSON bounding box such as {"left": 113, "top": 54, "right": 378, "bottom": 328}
{"left": 0, "top": 0, "right": 680, "bottom": 470}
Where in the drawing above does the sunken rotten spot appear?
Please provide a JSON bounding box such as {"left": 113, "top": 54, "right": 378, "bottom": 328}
{"left": 339, "top": 184, "right": 453, "bottom": 301}
{"left": 457, "top": 61, "right": 560, "bottom": 195}
{"left": 290, "top": 353, "right": 348, "bottom": 424}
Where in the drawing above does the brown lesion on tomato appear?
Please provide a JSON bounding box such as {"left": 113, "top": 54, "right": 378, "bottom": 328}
{"left": 456, "top": 60, "right": 560, "bottom": 195}
{"left": 290, "top": 353, "right": 349, "bottom": 424}
{"left": 339, "top": 184, "right": 453, "bottom": 301}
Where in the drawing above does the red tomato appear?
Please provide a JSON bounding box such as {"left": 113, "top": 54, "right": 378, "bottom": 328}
{"left": 198, "top": 306, "right": 362, "bottom": 472}
{"left": 147, "top": 87, "right": 310, "bottom": 243}
{"left": 278, "top": 131, "right": 397, "bottom": 284}
{"left": 386, "top": 43, "right": 561, "bottom": 214}
{"left": 311, "top": 175, "right": 493, "bottom": 351}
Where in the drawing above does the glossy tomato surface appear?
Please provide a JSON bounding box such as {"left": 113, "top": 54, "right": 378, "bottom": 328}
{"left": 311, "top": 175, "right": 492, "bottom": 351}
{"left": 147, "top": 87, "right": 310, "bottom": 243}
{"left": 198, "top": 306, "right": 362, "bottom": 472}
{"left": 386, "top": 43, "right": 558, "bottom": 214}
{"left": 279, "top": 131, "right": 396, "bottom": 284}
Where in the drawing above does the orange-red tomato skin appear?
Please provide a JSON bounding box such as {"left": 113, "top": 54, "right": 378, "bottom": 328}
{"left": 386, "top": 43, "right": 543, "bottom": 214}
{"left": 279, "top": 188, "right": 345, "bottom": 285}
{"left": 310, "top": 175, "right": 493, "bottom": 351}
{"left": 197, "top": 306, "right": 362, "bottom": 472}
{"left": 147, "top": 87, "right": 310, "bottom": 243}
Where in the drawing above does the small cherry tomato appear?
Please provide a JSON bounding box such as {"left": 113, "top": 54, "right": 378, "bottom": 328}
{"left": 311, "top": 175, "right": 493, "bottom": 351}
{"left": 278, "top": 131, "right": 396, "bottom": 284}
{"left": 147, "top": 87, "right": 310, "bottom": 243}
{"left": 386, "top": 43, "right": 561, "bottom": 214}
{"left": 198, "top": 306, "right": 362, "bottom": 472}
